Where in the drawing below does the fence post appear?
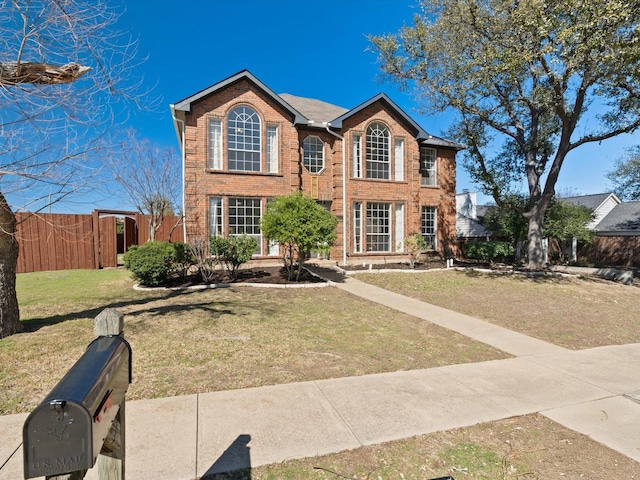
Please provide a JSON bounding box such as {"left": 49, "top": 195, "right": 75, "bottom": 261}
{"left": 95, "top": 308, "right": 126, "bottom": 480}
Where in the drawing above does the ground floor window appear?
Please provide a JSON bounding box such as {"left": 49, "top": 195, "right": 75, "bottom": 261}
{"left": 354, "top": 202, "right": 362, "bottom": 253}
{"left": 353, "top": 201, "right": 407, "bottom": 254}
{"left": 229, "top": 197, "right": 262, "bottom": 255}
{"left": 366, "top": 202, "right": 391, "bottom": 252}
{"left": 422, "top": 206, "right": 437, "bottom": 249}
{"left": 207, "top": 197, "right": 263, "bottom": 255}
{"left": 209, "top": 197, "right": 223, "bottom": 236}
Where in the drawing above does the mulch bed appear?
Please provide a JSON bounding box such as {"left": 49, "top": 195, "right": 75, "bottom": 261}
{"left": 160, "top": 266, "right": 327, "bottom": 288}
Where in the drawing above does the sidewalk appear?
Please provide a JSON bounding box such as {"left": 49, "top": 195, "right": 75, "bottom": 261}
{"left": 3, "top": 273, "right": 640, "bottom": 479}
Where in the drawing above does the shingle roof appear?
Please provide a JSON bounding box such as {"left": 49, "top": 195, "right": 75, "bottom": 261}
{"left": 562, "top": 193, "right": 616, "bottom": 211}
{"left": 595, "top": 202, "right": 640, "bottom": 232}
{"left": 278, "top": 94, "right": 348, "bottom": 126}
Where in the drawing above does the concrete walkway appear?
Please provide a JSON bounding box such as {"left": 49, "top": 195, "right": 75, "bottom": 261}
{"left": 2, "top": 272, "right": 640, "bottom": 479}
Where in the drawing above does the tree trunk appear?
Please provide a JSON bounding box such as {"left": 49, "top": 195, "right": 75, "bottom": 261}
{"left": 0, "top": 193, "right": 23, "bottom": 338}
{"left": 527, "top": 213, "right": 546, "bottom": 270}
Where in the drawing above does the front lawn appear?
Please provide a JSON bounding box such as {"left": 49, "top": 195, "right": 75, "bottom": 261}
{"left": 1, "top": 268, "right": 507, "bottom": 414}
{"left": 356, "top": 269, "right": 640, "bottom": 349}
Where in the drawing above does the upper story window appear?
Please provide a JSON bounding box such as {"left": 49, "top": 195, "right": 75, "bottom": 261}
{"left": 366, "top": 122, "right": 390, "bottom": 179}
{"left": 209, "top": 119, "right": 223, "bottom": 170}
{"left": 420, "top": 146, "right": 437, "bottom": 186}
{"left": 303, "top": 136, "right": 325, "bottom": 174}
{"left": 228, "top": 106, "right": 261, "bottom": 172}
{"left": 266, "top": 125, "right": 278, "bottom": 174}
{"left": 352, "top": 133, "right": 362, "bottom": 178}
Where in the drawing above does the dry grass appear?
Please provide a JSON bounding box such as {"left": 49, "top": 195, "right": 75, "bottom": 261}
{"left": 1, "top": 269, "right": 507, "bottom": 414}
{"left": 211, "top": 414, "right": 640, "bottom": 479}
{"left": 356, "top": 269, "right": 640, "bottom": 349}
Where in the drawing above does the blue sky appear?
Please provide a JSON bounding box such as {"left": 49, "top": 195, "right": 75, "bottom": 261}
{"left": 95, "top": 0, "right": 639, "bottom": 210}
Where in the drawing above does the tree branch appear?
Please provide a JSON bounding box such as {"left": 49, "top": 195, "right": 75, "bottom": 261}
{"left": 0, "top": 61, "right": 91, "bottom": 86}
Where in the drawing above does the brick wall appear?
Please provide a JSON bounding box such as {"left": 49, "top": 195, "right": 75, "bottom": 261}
{"left": 181, "top": 78, "right": 458, "bottom": 264}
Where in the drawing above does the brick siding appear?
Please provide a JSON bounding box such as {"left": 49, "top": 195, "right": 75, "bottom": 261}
{"left": 181, "top": 77, "right": 458, "bottom": 264}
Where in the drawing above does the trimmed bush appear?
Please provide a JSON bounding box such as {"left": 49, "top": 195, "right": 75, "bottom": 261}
{"left": 462, "top": 241, "right": 514, "bottom": 263}
{"left": 209, "top": 235, "right": 257, "bottom": 280}
{"left": 124, "top": 241, "right": 187, "bottom": 286}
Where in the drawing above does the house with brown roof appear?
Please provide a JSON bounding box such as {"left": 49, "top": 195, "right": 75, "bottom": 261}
{"left": 170, "top": 70, "right": 463, "bottom": 266}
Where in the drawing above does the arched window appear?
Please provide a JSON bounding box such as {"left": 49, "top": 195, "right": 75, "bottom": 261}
{"left": 303, "top": 136, "right": 325, "bottom": 173}
{"left": 228, "top": 106, "right": 261, "bottom": 172}
{"left": 366, "top": 122, "right": 390, "bottom": 179}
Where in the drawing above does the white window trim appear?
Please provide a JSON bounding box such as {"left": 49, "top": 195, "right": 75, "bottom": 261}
{"left": 228, "top": 197, "right": 263, "bottom": 256}
{"left": 366, "top": 202, "right": 392, "bottom": 253}
{"left": 266, "top": 125, "right": 279, "bottom": 174}
{"left": 228, "top": 106, "right": 262, "bottom": 173}
{"left": 353, "top": 201, "right": 362, "bottom": 253}
{"left": 365, "top": 123, "right": 391, "bottom": 180}
{"left": 395, "top": 203, "right": 404, "bottom": 252}
{"left": 394, "top": 138, "right": 404, "bottom": 182}
{"left": 209, "top": 119, "right": 223, "bottom": 170}
{"left": 352, "top": 133, "right": 362, "bottom": 178}
{"left": 421, "top": 146, "right": 438, "bottom": 187}
{"left": 210, "top": 197, "right": 223, "bottom": 236}
{"left": 303, "top": 135, "right": 325, "bottom": 174}
{"left": 422, "top": 206, "right": 437, "bottom": 249}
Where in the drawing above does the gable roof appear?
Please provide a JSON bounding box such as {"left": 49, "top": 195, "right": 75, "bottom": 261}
{"left": 328, "top": 92, "right": 464, "bottom": 149}
{"left": 562, "top": 193, "right": 620, "bottom": 211}
{"left": 170, "top": 69, "right": 463, "bottom": 150}
{"left": 595, "top": 202, "right": 640, "bottom": 233}
{"left": 172, "top": 69, "right": 308, "bottom": 124}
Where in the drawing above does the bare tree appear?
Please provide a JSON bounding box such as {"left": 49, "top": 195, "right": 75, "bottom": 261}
{"left": 0, "top": 0, "right": 152, "bottom": 337}
{"left": 108, "top": 130, "right": 181, "bottom": 242}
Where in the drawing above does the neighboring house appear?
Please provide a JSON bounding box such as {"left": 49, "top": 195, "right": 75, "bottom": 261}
{"left": 562, "top": 193, "right": 621, "bottom": 229}
{"left": 456, "top": 191, "right": 640, "bottom": 267}
{"left": 456, "top": 191, "right": 490, "bottom": 241}
{"left": 170, "top": 70, "right": 463, "bottom": 265}
{"left": 580, "top": 201, "right": 640, "bottom": 268}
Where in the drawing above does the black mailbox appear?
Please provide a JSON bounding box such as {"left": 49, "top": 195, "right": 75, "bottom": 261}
{"left": 23, "top": 335, "right": 131, "bottom": 479}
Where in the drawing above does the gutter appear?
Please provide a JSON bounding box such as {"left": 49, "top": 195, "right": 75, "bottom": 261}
{"left": 170, "top": 105, "right": 187, "bottom": 243}
{"left": 324, "top": 122, "right": 347, "bottom": 267}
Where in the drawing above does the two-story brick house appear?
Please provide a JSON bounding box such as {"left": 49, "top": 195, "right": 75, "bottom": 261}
{"left": 170, "top": 70, "right": 462, "bottom": 266}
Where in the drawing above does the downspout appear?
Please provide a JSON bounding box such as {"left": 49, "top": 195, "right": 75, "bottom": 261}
{"left": 324, "top": 123, "right": 347, "bottom": 267}
{"left": 171, "top": 108, "right": 187, "bottom": 243}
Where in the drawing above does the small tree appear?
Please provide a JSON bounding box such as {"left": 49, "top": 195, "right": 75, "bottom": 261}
{"left": 405, "top": 233, "right": 427, "bottom": 268}
{"left": 209, "top": 235, "right": 257, "bottom": 281}
{"left": 261, "top": 192, "right": 338, "bottom": 281}
{"left": 189, "top": 236, "right": 218, "bottom": 283}
{"left": 108, "top": 129, "right": 181, "bottom": 241}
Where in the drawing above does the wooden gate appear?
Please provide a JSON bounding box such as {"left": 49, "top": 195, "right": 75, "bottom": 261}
{"left": 16, "top": 211, "right": 184, "bottom": 273}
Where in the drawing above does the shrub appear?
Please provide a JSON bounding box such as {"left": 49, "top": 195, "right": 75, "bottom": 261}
{"left": 124, "top": 241, "right": 187, "bottom": 286}
{"left": 404, "top": 233, "right": 427, "bottom": 268}
{"left": 189, "top": 237, "right": 218, "bottom": 283}
{"left": 209, "top": 235, "right": 257, "bottom": 280}
{"left": 171, "top": 242, "right": 195, "bottom": 279}
{"left": 462, "top": 241, "right": 514, "bottom": 263}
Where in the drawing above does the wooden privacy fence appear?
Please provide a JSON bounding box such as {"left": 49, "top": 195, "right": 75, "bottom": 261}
{"left": 16, "top": 211, "right": 183, "bottom": 273}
